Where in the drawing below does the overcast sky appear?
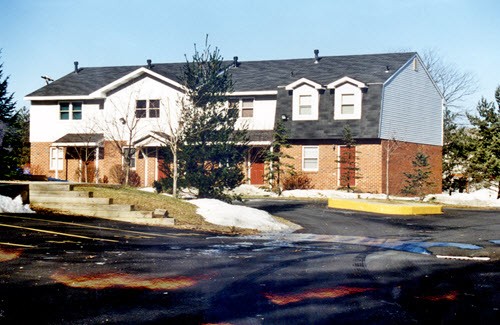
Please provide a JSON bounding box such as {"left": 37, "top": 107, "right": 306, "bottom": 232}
{"left": 1, "top": 0, "right": 499, "bottom": 112}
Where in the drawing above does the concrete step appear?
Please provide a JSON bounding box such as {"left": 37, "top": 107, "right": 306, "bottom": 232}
{"left": 31, "top": 204, "right": 152, "bottom": 219}
{"left": 32, "top": 202, "right": 133, "bottom": 212}
{"left": 30, "top": 196, "right": 112, "bottom": 205}
{"left": 30, "top": 190, "right": 93, "bottom": 198}
{"left": 29, "top": 183, "right": 74, "bottom": 192}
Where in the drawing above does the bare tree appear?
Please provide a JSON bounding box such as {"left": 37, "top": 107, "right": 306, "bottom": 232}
{"left": 95, "top": 90, "right": 146, "bottom": 186}
{"left": 421, "top": 49, "right": 478, "bottom": 115}
{"left": 151, "top": 95, "right": 187, "bottom": 198}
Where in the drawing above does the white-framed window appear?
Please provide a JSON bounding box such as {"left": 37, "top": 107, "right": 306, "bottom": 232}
{"left": 241, "top": 98, "right": 254, "bottom": 118}
{"left": 59, "top": 102, "right": 82, "bottom": 120}
{"left": 292, "top": 84, "right": 319, "bottom": 121}
{"left": 299, "top": 95, "right": 312, "bottom": 116}
{"left": 136, "top": 100, "right": 160, "bottom": 119}
{"left": 123, "top": 147, "right": 136, "bottom": 169}
{"left": 302, "top": 146, "right": 319, "bottom": 171}
{"left": 50, "top": 147, "right": 64, "bottom": 170}
{"left": 333, "top": 83, "right": 362, "bottom": 120}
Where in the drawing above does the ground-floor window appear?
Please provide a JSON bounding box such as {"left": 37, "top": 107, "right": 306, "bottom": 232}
{"left": 302, "top": 146, "right": 319, "bottom": 171}
{"left": 50, "top": 147, "right": 64, "bottom": 170}
{"left": 123, "top": 147, "right": 136, "bottom": 169}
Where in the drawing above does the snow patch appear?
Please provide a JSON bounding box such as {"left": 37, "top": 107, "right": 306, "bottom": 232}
{"left": 426, "top": 188, "right": 500, "bottom": 207}
{"left": 191, "top": 199, "right": 299, "bottom": 232}
{"left": 0, "top": 195, "right": 34, "bottom": 213}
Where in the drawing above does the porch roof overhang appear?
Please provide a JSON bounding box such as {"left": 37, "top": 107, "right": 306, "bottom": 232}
{"left": 52, "top": 133, "right": 104, "bottom": 147}
{"left": 134, "top": 131, "right": 170, "bottom": 148}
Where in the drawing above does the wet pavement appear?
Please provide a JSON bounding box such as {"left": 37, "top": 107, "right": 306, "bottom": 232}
{"left": 0, "top": 201, "right": 499, "bottom": 324}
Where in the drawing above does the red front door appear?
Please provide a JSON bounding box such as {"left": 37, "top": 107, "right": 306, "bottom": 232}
{"left": 339, "top": 146, "right": 356, "bottom": 187}
{"left": 251, "top": 162, "right": 265, "bottom": 185}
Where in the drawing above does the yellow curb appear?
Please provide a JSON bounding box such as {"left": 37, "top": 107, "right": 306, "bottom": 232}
{"left": 328, "top": 198, "right": 442, "bottom": 215}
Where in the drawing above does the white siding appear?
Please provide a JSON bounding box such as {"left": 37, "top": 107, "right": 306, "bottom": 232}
{"left": 30, "top": 74, "right": 276, "bottom": 144}
{"left": 235, "top": 97, "right": 276, "bottom": 130}
{"left": 380, "top": 56, "right": 443, "bottom": 146}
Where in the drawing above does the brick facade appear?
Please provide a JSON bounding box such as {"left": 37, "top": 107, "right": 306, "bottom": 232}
{"left": 30, "top": 141, "right": 160, "bottom": 187}
{"left": 31, "top": 139, "right": 442, "bottom": 194}
{"left": 281, "top": 139, "right": 442, "bottom": 194}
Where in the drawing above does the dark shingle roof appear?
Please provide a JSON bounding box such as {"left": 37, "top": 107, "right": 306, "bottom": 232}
{"left": 26, "top": 52, "right": 416, "bottom": 97}
{"left": 54, "top": 133, "right": 104, "bottom": 143}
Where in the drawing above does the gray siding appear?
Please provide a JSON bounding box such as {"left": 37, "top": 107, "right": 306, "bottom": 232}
{"left": 380, "top": 56, "right": 443, "bottom": 146}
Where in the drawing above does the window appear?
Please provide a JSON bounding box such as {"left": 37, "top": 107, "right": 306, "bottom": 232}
{"left": 72, "top": 102, "right": 82, "bottom": 119}
{"left": 123, "top": 147, "right": 136, "bottom": 169}
{"left": 341, "top": 94, "right": 355, "bottom": 114}
{"left": 59, "top": 102, "right": 82, "bottom": 120}
{"left": 149, "top": 100, "right": 160, "bottom": 118}
{"left": 291, "top": 84, "right": 319, "bottom": 121}
{"left": 136, "top": 100, "right": 160, "bottom": 118}
{"left": 50, "top": 147, "right": 64, "bottom": 170}
{"left": 135, "top": 100, "right": 147, "bottom": 118}
{"left": 413, "top": 58, "right": 418, "bottom": 71}
{"left": 303, "top": 146, "right": 319, "bottom": 171}
{"left": 299, "top": 95, "right": 312, "bottom": 115}
{"left": 333, "top": 83, "right": 362, "bottom": 120}
{"left": 241, "top": 98, "right": 254, "bottom": 118}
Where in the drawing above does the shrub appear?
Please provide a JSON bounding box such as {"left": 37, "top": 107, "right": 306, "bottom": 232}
{"left": 282, "top": 172, "right": 313, "bottom": 190}
{"left": 109, "top": 164, "right": 141, "bottom": 187}
{"left": 153, "top": 177, "right": 187, "bottom": 194}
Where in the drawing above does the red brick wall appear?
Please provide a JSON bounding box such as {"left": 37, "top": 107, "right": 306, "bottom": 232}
{"left": 281, "top": 140, "right": 442, "bottom": 194}
{"left": 382, "top": 140, "right": 442, "bottom": 196}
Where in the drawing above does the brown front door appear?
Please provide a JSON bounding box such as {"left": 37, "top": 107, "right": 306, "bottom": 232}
{"left": 339, "top": 146, "right": 356, "bottom": 187}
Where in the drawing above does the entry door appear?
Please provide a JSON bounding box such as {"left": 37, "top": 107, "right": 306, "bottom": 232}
{"left": 250, "top": 148, "right": 266, "bottom": 185}
{"left": 339, "top": 146, "right": 356, "bottom": 187}
{"left": 251, "top": 162, "right": 265, "bottom": 185}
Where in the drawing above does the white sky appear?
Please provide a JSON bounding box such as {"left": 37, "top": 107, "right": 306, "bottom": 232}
{"left": 1, "top": 0, "right": 499, "bottom": 113}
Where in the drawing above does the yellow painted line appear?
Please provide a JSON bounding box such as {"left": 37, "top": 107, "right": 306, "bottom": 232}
{"left": 328, "top": 199, "right": 443, "bottom": 215}
{"left": 0, "top": 223, "right": 119, "bottom": 243}
{"left": 0, "top": 214, "right": 200, "bottom": 238}
{"left": 0, "top": 242, "right": 36, "bottom": 248}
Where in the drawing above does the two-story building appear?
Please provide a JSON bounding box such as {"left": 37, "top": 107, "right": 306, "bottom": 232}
{"left": 25, "top": 51, "right": 443, "bottom": 194}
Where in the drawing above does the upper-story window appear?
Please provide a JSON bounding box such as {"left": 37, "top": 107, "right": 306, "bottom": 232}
{"left": 299, "top": 95, "right": 312, "bottom": 116}
{"left": 136, "top": 100, "right": 160, "bottom": 119}
{"left": 241, "top": 98, "right": 254, "bottom": 118}
{"left": 327, "top": 76, "right": 366, "bottom": 120}
{"left": 60, "top": 102, "right": 82, "bottom": 120}
{"left": 341, "top": 94, "right": 355, "bottom": 114}
{"left": 286, "top": 78, "right": 323, "bottom": 121}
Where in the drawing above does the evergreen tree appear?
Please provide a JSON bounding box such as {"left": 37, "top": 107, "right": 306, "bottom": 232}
{"left": 402, "top": 152, "right": 435, "bottom": 200}
{"left": 178, "top": 41, "right": 247, "bottom": 202}
{"left": 466, "top": 85, "right": 500, "bottom": 198}
{"left": 442, "top": 107, "right": 471, "bottom": 194}
{"left": 336, "top": 125, "right": 361, "bottom": 192}
{"left": 0, "top": 54, "right": 26, "bottom": 179}
{"left": 263, "top": 122, "right": 294, "bottom": 195}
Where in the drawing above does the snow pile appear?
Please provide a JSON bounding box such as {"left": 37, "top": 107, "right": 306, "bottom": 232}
{"left": 0, "top": 195, "right": 34, "bottom": 213}
{"left": 228, "top": 184, "right": 278, "bottom": 197}
{"left": 281, "top": 189, "right": 388, "bottom": 200}
{"left": 191, "top": 199, "right": 299, "bottom": 232}
{"left": 427, "top": 188, "right": 500, "bottom": 207}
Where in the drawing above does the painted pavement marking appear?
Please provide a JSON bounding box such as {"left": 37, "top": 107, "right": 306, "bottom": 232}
{"left": 0, "top": 222, "right": 119, "bottom": 243}
{"left": 0, "top": 242, "right": 36, "bottom": 248}
{"left": 0, "top": 214, "right": 200, "bottom": 239}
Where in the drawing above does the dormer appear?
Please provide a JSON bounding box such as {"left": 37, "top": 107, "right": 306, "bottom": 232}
{"left": 327, "top": 76, "right": 366, "bottom": 120}
{"left": 285, "top": 78, "right": 324, "bottom": 121}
